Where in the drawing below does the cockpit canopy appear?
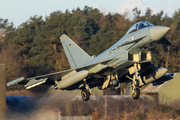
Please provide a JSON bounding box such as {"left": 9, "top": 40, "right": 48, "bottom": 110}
{"left": 126, "top": 21, "right": 154, "bottom": 35}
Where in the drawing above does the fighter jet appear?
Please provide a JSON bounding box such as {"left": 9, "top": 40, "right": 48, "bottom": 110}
{"left": 7, "top": 21, "right": 173, "bottom": 101}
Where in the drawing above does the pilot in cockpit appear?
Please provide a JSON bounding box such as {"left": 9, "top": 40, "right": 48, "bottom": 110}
{"left": 126, "top": 21, "right": 154, "bottom": 35}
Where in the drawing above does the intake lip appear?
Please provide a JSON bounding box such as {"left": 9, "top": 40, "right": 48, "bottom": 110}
{"left": 150, "top": 26, "right": 170, "bottom": 41}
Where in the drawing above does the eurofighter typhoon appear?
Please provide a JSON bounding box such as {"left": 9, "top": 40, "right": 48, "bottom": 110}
{"left": 7, "top": 21, "right": 173, "bottom": 101}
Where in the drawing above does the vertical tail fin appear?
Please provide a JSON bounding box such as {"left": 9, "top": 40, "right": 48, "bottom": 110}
{"left": 60, "top": 34, "right": 93, "bottom": 69}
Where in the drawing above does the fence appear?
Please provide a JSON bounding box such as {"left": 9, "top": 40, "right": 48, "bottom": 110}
{"left": 46, "top": 116, "right": 92, "bottom": 120}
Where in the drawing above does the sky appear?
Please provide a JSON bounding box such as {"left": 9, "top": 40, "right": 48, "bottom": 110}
{"left": 0, "top": 0, "right": 179, "bottom": 27}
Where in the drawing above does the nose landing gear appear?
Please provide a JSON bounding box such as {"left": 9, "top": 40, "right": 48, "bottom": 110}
{"left": 132, "top": 87, "right": 140, "bottom": 100}
{"left": 128, "top": 63, "right": 142, "bottom": 100}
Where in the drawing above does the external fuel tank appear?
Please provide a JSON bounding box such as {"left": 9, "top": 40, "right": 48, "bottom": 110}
{"left": 56, "top": 70, "right": 89, "bottom": 89}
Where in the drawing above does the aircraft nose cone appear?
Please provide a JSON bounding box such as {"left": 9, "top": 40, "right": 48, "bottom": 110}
{"left": 150, "top": 26, "right": 170, "bottom": 41}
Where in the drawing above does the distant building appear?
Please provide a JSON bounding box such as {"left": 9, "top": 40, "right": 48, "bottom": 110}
{"left": 142, "top": 73, "right": 180, "bottom": 106}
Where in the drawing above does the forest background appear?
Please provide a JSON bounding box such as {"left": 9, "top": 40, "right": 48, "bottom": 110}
{"left": 1, "top": 6, "right": 180, "bottom": 90}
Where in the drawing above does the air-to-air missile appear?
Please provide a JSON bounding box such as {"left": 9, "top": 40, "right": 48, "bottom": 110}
{"left": 140, "top": 68, "right": 167, "bottom": 84}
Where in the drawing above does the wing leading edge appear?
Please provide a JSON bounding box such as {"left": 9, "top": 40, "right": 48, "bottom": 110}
{"left": 7, "top": 57, "right": 114, "bottom": 89}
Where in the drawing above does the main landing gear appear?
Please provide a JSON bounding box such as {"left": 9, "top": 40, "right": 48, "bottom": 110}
{"left": 81, "top": 79, "right": 91, "bottom": 101}
{"left": 81, "top": 89, "right": 90, "bottom": 101}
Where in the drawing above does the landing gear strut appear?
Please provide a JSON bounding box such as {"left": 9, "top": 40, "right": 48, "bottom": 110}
{"left": 81, "top": 78, "right": 91, "bottom": 101}
{"left": 131, "top": 78, "right": 140, "bottom": 100}
{"left": 131, "top": 63, "right": 141, "bottom": 100}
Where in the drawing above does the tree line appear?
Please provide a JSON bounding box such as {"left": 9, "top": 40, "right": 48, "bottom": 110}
{"left": 0, "top": 6, "right": 180, "bottom": 87}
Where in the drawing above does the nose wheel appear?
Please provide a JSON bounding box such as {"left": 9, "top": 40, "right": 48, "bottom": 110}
{"left": 131, "top": 78, "right": 141, "bottom": 100}
{"left": 81, "top": 89, "right": 90, "bottom": 101}
{"left": 132, "top": 88, "right": 140, "bottom": 100}
{"left": 131, "top": 63, "right": 141, "bottom": 100}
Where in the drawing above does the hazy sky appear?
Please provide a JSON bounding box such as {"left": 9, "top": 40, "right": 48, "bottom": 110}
{"left": 1, "top": 0, "right": 179, "bottom": 27}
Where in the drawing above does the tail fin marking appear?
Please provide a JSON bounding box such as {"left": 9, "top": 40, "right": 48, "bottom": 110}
{"left": 60, "top": 34, "right": 91, "bottom": 69}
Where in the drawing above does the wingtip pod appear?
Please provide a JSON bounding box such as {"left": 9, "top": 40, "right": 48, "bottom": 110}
{"left": 60, "top": 34, "right": 68, "bottom": 42}
{"left": 7, "top": 77, "right": 24, "bottom": 87}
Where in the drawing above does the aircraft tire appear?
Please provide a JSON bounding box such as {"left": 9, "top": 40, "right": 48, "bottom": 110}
{"left": 81, "top": 89, "right": 90, "bottom": 101}
{"left": 132, "top": 88, "right": 140, "bottom": 100}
